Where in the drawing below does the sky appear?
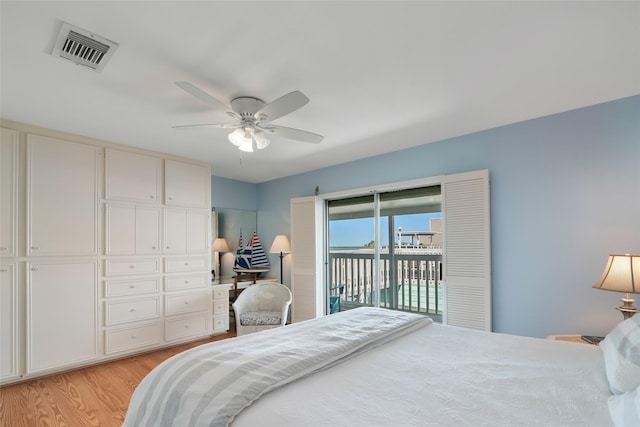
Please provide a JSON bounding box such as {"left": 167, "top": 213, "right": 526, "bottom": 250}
{"left": 329, "top": 213, "right": 442, "bottom": 248}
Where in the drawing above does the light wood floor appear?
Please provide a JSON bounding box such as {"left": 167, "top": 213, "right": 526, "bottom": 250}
{"left": 0, "top": 331, "right": 235, "bottom": 427}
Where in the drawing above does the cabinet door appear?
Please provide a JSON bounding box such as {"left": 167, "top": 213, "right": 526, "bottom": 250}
{"left": 27, "top": 261, "right": 98, "bottom": 374}
{"left": 105, "top": 204, "right": 136, "bottom": 255}
{"left": 106, "top": 204, "right": 160, "bottom": 255}
{"left": 27, "top": 135, "right": 98, "bottom": 256}
{"left": 105, "top": 148, "right": 161, "bottom": 203}
{"left": 186, "top": 210, "right": 208, "bottom": 253}
{"left": 165, "top": 160, "right": 210, "bottom": 208}
{"left": 164, "top": 208, "right": 186, "bottom": 253}
{"left": 0, "top": 128, "right": 18, "bottom": 258}
{"left": 136, "top": 206, "right": 160, "bottom": 254}
{"left": 1, "top": 263, "right": 18, "bottom": 381}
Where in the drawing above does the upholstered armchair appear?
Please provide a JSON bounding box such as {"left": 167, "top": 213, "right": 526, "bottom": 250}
{"left": 232, "top": 282, "right": 292, "bottom": 336}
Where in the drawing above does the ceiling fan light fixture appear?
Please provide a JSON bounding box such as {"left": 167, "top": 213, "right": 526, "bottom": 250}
{"left": 228, "top": 128, "right": 246, "bottom": 146}
{"left": 174, "top": 82, "right": 323, "bottom": 151}
{"left": 254, "top": 131, "right": 271, "bottom": 150}
{"left": 238, "top": 138, "right": 254, "bottom": 152}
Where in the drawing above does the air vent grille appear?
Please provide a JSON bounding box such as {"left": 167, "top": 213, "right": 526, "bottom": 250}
{"left": 52, "top": 23, "right": 118, "bottom": 72}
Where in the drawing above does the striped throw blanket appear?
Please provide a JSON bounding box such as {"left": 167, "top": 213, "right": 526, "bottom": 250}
{"left": 123, "top": 307, "right": 431, "bottom": 427}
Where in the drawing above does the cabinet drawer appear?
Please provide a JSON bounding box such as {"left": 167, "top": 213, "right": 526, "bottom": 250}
{"left": 164, "top": 257, "right": 207, "bottom": 273}
{"left": 212, "top": 299, "right": 228, "bottom": 315}
{"left": 105, "top": 278, "right": 160, "bottom": 297}
{"left": 104, "top": 322, "right": 162, "bottom": 355}
{"left": 105, "top": 259, "right": 160, "bottom": 276}
{"left": 165, "top": 274, "right": 208, "bottom": 292}
{"left": 105, "top": 297, "right": 161, "bottom": 325}
{"left": 212, "top": 313, "right": 229, "bottom": 332}
{"left": 212, "top": 286, "right": 230, "bottom": 300}
{"left": 165, "top": 313, "right": 208, "bottom": 341}
{"left": 165, "top": 291, "right": 209, "bottom": 316}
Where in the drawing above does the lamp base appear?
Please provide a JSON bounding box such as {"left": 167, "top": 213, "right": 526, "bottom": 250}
{"left": 617, "top": 294, "right": 640, "bottom": 320}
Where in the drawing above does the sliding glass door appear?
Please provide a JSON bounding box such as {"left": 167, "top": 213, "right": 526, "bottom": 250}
{"left": 327, "top": 186, "right": 442, "bottom": 320}
{"left": 291, "top": 169, "right": 491, "bottom": 330}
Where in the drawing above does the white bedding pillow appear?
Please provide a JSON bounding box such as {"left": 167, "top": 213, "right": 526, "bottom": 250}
{"left": 601, "top": 314, "right": 640, "bottom": 394}
{"left": 608, "top": 385, "right": 640, "bottom": 427}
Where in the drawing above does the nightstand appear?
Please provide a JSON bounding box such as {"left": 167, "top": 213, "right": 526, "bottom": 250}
{"left": 546, "top": 335, "right": 600, "bottom": 346}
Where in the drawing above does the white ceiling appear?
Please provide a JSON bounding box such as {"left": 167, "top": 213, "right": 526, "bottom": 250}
{"left": 1, "top": 1, "right": 639, "bottom": 183}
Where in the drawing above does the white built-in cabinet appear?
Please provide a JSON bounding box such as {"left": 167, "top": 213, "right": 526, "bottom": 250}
{"left": 0, "top": 128, "right": 19, "bottom": 382}
{"left": 1, "top": 128, "right": 18, "bottom": 257}
{"left": 105, "top": 204, "right": 161, "bottom": 255}
{"left": 27, "top": 261, "right": 99, "bottom": 374}
{"left": 27, "top": 135, "right": 99, "bottom": 256}
{"left": 0, "top": 263, "right": 18, "bottom": 382}
{"left": 0, "top": 121, "right": 213, "bottom": 385}
{"left": 212, "top": 284, "right": 232, "bottom": 333}
{"left": 165, "top": 159, "right": 210, "bottom": 208}
{"left": 164, "top": 208, "right": 209, "bottom": 254}
{"left": 105, "top": 148, "right": 161, "bottom": 203}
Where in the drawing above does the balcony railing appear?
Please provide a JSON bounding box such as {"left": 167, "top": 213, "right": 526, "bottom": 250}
{"left": 329, "top": 248, "right": 442, "bottom": 319}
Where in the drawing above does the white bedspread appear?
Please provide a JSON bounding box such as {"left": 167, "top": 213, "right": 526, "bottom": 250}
{"left": 235, "top": 316, "right": 612, "bottom": 426}
{"left": 123, "top": 307, "right": 430, "bottom": 427}
{"left": 125, "top": 307, "right": 612, "bottom": 426}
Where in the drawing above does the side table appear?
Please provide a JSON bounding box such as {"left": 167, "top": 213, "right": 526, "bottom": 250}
{"left": 546, "top": 334, "right": 600, "bottom": 346}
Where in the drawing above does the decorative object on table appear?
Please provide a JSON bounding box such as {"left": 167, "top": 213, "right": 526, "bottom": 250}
{"left": 581, "top": 335, "right": 604, "bottom": 345}
{"left": 593, "top": 254, "right": 640, "bottom": 319}
{"left": 269, "top": 235, "right": 291, "bottom": 284}
{"left": 233, "top": 230, "right": 271, "bottom": 272}
{"left": 211, "top": 237, "right": 229, "bottom": 279}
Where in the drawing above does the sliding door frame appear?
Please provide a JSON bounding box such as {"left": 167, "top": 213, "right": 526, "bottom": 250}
{"left": 290, "top": 170, "right": 491, "bottom": 331}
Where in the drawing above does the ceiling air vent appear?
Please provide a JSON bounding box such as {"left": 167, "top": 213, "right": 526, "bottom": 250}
{"left": 51, "top": 22, "right": 118, "bottom": 73}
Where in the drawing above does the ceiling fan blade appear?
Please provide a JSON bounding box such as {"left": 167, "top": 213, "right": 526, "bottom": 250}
{"left": 266, "top": 125, "right": 324, "bottom": 144}
{"left": 172, "top": 123, "right": 240, "bottom": 129}
{"left": 175, "top": 81, "right": 228, "bottom": 110}
{"left": 256, "top": 90, "right": 309, "bottom": 122}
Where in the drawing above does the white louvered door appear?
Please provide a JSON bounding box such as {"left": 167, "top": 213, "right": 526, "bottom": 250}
{"left": 290, "top": 196, "right": 324, "bottom": 323}
{"left": 442, "top": 169, "right": 491, "bottom": 331}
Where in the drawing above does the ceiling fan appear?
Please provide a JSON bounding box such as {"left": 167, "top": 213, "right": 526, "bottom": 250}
{"left": 173, "top": 81, "right": 324, "bottom": 152}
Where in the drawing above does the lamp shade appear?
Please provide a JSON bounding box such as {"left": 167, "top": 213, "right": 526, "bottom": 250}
{"left": 254, "top": 131, "right": 271, "bottom": 150}
{"left": 593, "top": 254, "right": 640, "bottom": 293}
{"left": 212, "top": 237, "right": 230, "bottom": 253}
{"left": 269, "top": 235, "right": 291, "bottom": 254}
{"left": 238, "top": 138, "right": 254, "bottom": 152}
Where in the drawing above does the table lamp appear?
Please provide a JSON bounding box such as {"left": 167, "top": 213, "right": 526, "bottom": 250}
{"left": 269, "top": 235, "right": 291, "bottom": 284}
{"left": 593, "top": 254, "right": 640, "bottom": 319}
{"left": 212, "top": 238, "right": 230, "bottom": 279}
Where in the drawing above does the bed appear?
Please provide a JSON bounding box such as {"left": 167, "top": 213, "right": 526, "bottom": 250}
{"left": 123, "top": 307, "right": 640, "bottom": 426}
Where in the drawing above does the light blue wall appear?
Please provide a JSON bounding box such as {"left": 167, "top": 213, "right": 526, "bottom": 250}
{"left": 211, "top": 175, "right": 258, "bottom": 211}
{"left": 216, "top": 95, "right": 640, "bottom": 338}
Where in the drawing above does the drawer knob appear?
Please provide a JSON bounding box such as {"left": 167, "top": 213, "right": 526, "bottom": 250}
{"left": 152, "top": 246, "right": 157, "bottom": 249}
{"left": 129, "top": 265, "right": 135, "bottom": 269}
{"left": 0, "top": 247, "right": 7, "bottom": 251}
{"left": 130, "top": 308, "right": 135, "bottom": 312}
{"left": 130, "top": 285, "right": 136, "bottom": 288}
{"left": 184, "top": 301, "right": 189, "bottom": 305}
{"left": 184, "top": 280, "right": 189, "bottom": 284}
